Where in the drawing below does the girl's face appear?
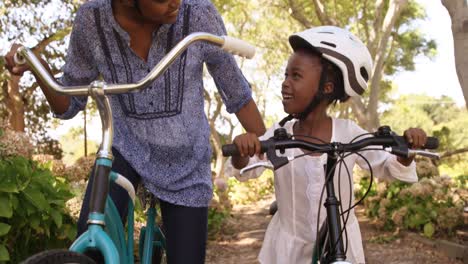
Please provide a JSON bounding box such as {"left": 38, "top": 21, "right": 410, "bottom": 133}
{"left": 282, "top": 50, "right": 323, "bottom": 114}
{"left": 134, "top": 0, "right": 181, "bottom": 24}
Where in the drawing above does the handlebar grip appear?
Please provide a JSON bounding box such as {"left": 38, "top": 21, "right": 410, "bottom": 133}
{"left": 14, "top": 50, "right": 26, "bottom": 65}
{"left": 222, "top": 36, "right": 256, "bottom": 59}
{"left": 424, "top": 137, "right": 439, "bottom": 149}
{"left": 222, "top": 142, "right": 270, "bottom": 157}
{"left": 222, "top": 144, "right": 239, "bottom": 157}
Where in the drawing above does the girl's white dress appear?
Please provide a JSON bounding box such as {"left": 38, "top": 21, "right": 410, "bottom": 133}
{"left": 226, "top": 118, "right": 418, "bottom": 264}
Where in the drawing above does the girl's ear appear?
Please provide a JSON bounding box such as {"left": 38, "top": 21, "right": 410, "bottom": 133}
{"left": 323, "top": 82, "right": 334, "bottom": 95}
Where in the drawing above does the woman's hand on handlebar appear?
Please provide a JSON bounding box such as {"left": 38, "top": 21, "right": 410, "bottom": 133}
{"left": 4, "top": 44, "right": 30, "bottom": 76}
{"left": 398, "top": 127, "right": 428, "bottom": 166}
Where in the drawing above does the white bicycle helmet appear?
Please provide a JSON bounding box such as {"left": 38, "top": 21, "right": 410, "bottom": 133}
{"left": 289, "top": 26, "right": 373, "bottom": 97}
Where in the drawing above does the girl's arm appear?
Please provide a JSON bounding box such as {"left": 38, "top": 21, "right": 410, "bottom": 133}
{"left": 226, "top": 123, "right": 277, "bottom": 181}
{"left": 347, "top": 121, "right": 419, "bottom": 183}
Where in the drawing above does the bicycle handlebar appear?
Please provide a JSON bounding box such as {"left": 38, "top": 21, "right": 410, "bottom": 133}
{"left": 222, "top": 127, "right": 439, "bottom": 161}
{"left": 14, "top": 32, "right": 256, "bottom": 160}
{"left": 14, "top": 32, "right": 255, "bottom": 96}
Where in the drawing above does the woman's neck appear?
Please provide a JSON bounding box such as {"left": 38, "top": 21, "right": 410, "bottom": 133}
{"left": 112, "top": 1, "right": 160, "bottom": 32}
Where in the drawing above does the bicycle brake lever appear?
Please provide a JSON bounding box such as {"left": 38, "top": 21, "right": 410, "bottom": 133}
{"left": 409, "top": 149, "right": 441, "bottom": 160}
{"left": 267, "top": 146, "right": 289, "bottom": 170}
{"left": 240, "top": 161, "right": 274, "bottom": 174}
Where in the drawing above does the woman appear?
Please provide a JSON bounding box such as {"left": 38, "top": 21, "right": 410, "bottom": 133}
{"left": 5, "top": 0, "right": 266, "bottom": 263}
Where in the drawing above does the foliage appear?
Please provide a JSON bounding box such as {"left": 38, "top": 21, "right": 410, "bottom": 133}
{"left": 227, "top": 170, "right": 274, "bottom": 205}
{"left": 0, "top": 0, "right": 81, "bottom": 152}
{"left": 63, "top": 154, "right": 95, "bottom": 182}
{"left": 0, "top": 120, "right": 33, "bottom": 158}
{"left": 59, "top": 124, "right": 99, "bottom": 166}
{"left": 213, "top": 0, "right": 438, "bottom": 129}
{"left": 359, "top": 176, "right": 465, "bottom": 238}
{"left": 35, "top": 136, "right": 63, "bottom": 160}
{"left": 207, "top": 206, "right": 229, "bottom": 239}
{"left": 381, "top": 95, "right": 468, "bottom": 177}
{"left": 0, "top": 156, "right": 76, "bottom": 263}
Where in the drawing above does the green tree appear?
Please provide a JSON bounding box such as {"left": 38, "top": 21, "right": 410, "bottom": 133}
{"left": 215, "top": 0, "right": 436, "bottom": 131}
{"left": 381, "top": 94, "right": 468, "bottom": 177}
{"left": 59, "top": 125, "right": 99, "bottom": 166}
{"left": 0, "top": 0, "right": 82, "bottom": 156}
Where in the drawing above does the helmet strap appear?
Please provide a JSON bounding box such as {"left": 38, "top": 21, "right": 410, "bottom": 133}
{"left": 297, "top": 68, "right": 329, "bottom": 120}
{"left": 279, "top": 114, "right": 294, "bottom": 127}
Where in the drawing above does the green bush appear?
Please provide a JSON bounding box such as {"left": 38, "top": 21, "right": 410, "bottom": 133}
{"left": 207, "top": 207, "right": 229, "bottom": 238}
{"left": 0, "top": 156, "right": 76, "bottom": 263}
{"left": 358, "top": 176, "right": 465, "bottom": 238}
{"left": 227, "top": 170, "right": 274, "bottom": 205}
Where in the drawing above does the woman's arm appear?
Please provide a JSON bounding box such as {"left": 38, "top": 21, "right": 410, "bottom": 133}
{"left": 235, "top": 99, "right": 266, "bottom": 136}
{"left": 4, "top": 45, "right": 71, "bottom": 115}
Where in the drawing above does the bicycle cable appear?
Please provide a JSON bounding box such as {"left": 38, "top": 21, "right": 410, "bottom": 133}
{"left": 316, "top": 155, "right": 345, "bottom": 262}
{"left": 291, "top": 134, "right": 328, "bottom": 144}
{"left": 315, "top": 149, "right": 376, "bottom": 263}
{"left": 337, "top": 152, "right": 352, "bottom": 257}
{"left": 349, "top": 132, "right": 375, "bottom": 143}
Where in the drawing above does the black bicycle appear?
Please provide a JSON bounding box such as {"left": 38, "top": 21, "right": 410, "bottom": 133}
{"left": 222, "top": 125, "right": 439, "bottom": 264}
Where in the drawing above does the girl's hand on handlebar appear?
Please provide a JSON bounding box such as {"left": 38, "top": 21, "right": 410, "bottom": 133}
{"left": 403, "top": 128, "right": 428, "bottom": 149}
{"left": 4, "top": 44, "right": 30, "bottom": 76}
{"left": 398, "top": 127, "right": 428, "bottom": 166}
{"left": 233, "top": 132, "right": 263, "bottom": 158}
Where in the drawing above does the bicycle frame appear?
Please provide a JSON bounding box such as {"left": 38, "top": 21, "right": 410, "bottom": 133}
{"left": 15, "top": 32, "right": 255, "bottom": 264}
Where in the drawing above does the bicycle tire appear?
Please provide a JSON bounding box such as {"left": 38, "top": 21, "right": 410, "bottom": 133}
{"left": 21, "top": 249, "right": 96, "bottom": 264}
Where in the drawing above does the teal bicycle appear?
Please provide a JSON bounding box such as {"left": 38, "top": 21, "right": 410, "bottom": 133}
{"left": 15, "top": 32, "right": 255, "bottom": 264}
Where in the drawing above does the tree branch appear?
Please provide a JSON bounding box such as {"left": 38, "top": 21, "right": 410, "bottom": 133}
{"left": 440, "top": 147, "right": 468, "bottom": 159}
{"left": 287, "top": 0, "right": 314, "bottom": 27}
{"left": 369, "top": 0, "right": 386, "bottom": 55}
{"left": 31, "top": 26, "right": 72, "bottom": 54}
{"left": 311, "top": 0, "right": 336, "bottom": 25}
{"left": 349, "top": 97, "right": 369, "bottom": 128}
{"left": 368, "top": 0, "right": 408, "bottom": 130}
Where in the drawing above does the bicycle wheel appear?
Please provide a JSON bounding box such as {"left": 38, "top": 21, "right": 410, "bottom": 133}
{"left": 21, "top": 249, "right": 96, "bottom": 264}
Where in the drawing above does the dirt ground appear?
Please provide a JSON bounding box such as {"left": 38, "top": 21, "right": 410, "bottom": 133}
{"left": 205, "top": 195, "right": 464, "bottom": 264}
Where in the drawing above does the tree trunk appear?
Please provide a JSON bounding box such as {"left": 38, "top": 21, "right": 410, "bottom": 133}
{"left": 367, "top": 0, "right": 408, "bottom": 131}
{"left": 442, "top": 0, "right": 468, "bottom": 109}
{"left": 2, "top": 27, "right": 72, "bottom": 132}
{"left": 3, "top": 75, "right": 25, "bottom": 132}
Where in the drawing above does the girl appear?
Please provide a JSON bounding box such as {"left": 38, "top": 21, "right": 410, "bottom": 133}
{"left": 229, "top": 26, "right": 427, "bottom": 264}
{"left": 5, "top": 0, "right": 265, "bottom": 263}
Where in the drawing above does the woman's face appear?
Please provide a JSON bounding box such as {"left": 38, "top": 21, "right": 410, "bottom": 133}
{"left": 135, "top": 0, "right": 181, "bottom": 24}
{"left": 281, "top": 50, "right": 323, "bottom": 114}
